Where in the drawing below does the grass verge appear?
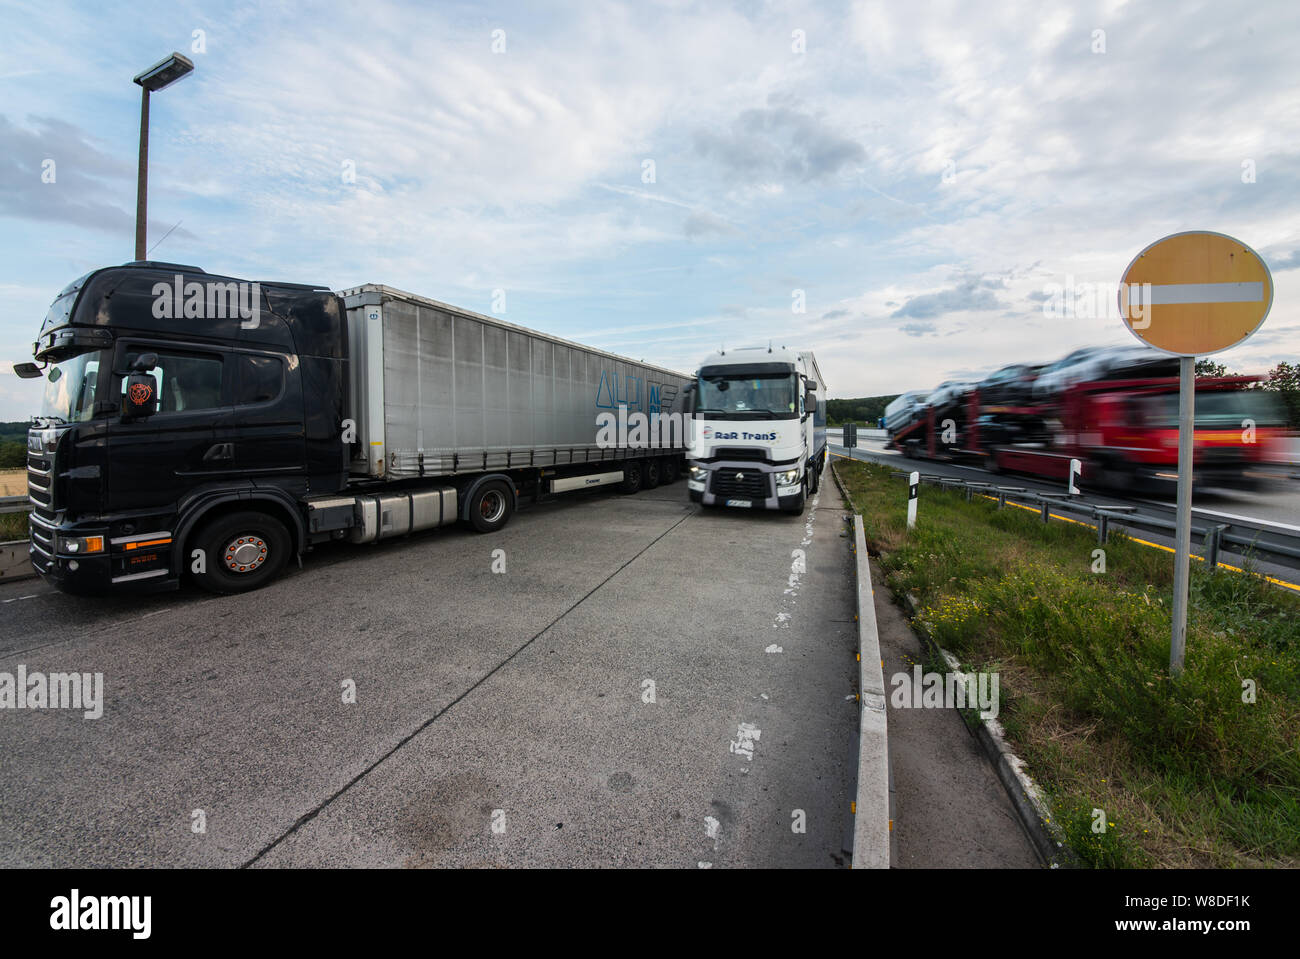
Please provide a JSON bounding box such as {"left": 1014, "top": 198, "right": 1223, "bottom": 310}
{"left": 837, "top": 458, "right": 1300, "bottom": 868}
{"left": 0, "top": 508, "right": 29, "bottom": 542}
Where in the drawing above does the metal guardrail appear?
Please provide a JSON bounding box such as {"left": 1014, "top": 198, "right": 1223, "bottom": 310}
{"left": 889, "top": 470, "right": 1300, "bottom": 571}
{"left": 1, "top": 494, "right": 30, "bottom": 516}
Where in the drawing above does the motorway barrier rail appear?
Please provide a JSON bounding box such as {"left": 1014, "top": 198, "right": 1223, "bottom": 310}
{"left": 888, "top": 470, "right": 1300, "bottom": 570}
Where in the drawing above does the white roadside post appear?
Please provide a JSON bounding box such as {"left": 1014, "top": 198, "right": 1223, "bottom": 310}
{"left": 1119, "top": 231, "right": 1273, "bottom": 676}
{"left": 1169, "top": 356, "right": 1195, "bottom": 672}
{"left": 1068, "top": 458, "right": 1082, "bottom": 496}
{"left": 907, "top": 470, "right": 919, "bottom": 529}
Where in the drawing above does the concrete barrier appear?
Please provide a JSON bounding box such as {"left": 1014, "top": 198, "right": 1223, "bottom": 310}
{"left": 0, "top": 539, "right": 35, "bottom": 583}
{"left": 851, "top": 514, "right": 891, "bottom": 868}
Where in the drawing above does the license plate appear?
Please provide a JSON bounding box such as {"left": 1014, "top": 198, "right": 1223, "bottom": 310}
{"left": 725, "top": 499, "right": 752, "bottom": 508}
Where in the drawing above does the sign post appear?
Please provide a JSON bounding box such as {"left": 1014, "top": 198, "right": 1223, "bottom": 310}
{"left": 1119, "top": 231, "right": 1273, "bottom": 674}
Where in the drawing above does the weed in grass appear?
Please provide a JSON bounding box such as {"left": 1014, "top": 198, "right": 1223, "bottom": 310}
{"left": 1055, "top": 799, "right": 1148, "bottom": 868}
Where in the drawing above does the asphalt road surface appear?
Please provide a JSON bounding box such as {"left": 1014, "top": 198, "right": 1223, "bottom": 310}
{"left": 0, "top": 478, "right": 859, "bottom": 868}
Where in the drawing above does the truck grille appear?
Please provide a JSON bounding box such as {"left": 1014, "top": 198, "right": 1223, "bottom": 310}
{"left": 28, "top": 513, "right": 54, "bottom": 567}
{"left": 27, "top": 433, "right": 57, "bottom": 570}
{"left": 711, "top": 469, "right": 769, "bottom": 499}
{"left": 707, "top": 447, "right": 768, "bottom": 462}
{"left": 28, "top": 454, "right": 53, "bottom": 512}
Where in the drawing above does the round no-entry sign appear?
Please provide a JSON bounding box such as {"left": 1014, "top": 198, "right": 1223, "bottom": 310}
{"left": 1118, "top": 231, "right": 1273, "bottom": 356}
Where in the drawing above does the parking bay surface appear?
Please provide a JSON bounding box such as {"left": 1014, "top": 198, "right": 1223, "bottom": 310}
{"left": 0, "top": 481, "right": 858, "bottom": 868}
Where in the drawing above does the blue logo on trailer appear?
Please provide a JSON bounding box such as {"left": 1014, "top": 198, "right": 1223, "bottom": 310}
{"left": 596, "top": 371, "right": 677, "bottom": 413}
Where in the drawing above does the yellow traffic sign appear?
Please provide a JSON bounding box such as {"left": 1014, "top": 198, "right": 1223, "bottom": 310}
{"left": 1119, "top": 231, "right": 1273, "bottom": 356}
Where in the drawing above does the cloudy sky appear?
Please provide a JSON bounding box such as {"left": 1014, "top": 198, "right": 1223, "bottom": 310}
{"left": 2, "top": 0, "right": 1299, "bottom": 419}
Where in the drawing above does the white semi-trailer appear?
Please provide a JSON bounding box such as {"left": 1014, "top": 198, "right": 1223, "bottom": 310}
{"left": 683, "top": 346, "right": 826, "bottom": 514}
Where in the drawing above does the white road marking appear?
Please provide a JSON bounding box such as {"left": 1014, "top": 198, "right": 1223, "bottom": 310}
{"left": 705, "top": 816, "right": 720, "bottom": 840}
{"left": 764, "top": 643, "right": 783, "bottom": 653}
{"left": 729, "top": 722, "right": 761, "bottom": 760}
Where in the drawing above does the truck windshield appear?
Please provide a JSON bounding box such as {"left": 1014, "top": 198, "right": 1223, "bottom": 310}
{"left": 39, "top": 349, "right": 104, "bottom": 423}
{"left": 697, "top": 373, "right": 798, "bottom": 419}
{"left": 1138, "top": 390, "right": 1287, "bottom": 429}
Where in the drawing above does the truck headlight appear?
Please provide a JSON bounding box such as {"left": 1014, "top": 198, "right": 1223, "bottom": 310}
{"left": 58, "top": 535, "right": 105, "bottom": 555}
{"left": 776, "top": 469, "right": 799, "bottom": 486}
{"left": 689, "top": 465, "right": 705, "bottom": 477}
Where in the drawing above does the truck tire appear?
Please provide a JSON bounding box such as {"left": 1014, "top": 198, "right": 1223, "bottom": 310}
{"left": 809, "top": 462, "right": 821, "bottom": 493}
{"left": 661, "top": 457, "right": 680, "bottom": 484}
{"left": 467, "top": 479, "right": 514, "bottom": 532}
{"left": 619, "top": 461, "right": 643, "bottom": 494}
{"left": 643, "top": 458, "right": 661, "bottom": 489}
{"left": 190, "top": 510, "right": 291, "bottom": 594}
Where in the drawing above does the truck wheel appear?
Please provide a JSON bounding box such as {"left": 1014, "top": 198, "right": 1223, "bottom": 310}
{"left": 643, "top": 458, "right": 661, "bottom": 489}
{"left": 661, "top": 457, "right": 680, "bottom": 484}
{"left": 468, "top": 480, "right": 513, "bottom": 532}
{"left": 619, "top": 461, "right": 643, "bottom": 494}
{"left": 809, "top": 463, "right": 821, "bottom": 493}
{"left": 191, "top": 510, "right": 291, "bottom": 594}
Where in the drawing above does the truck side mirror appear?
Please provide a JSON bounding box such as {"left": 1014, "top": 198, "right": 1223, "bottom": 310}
{"left": 123, "top": 370, "right": 158, "bottom": 418}
{"left": 12, "top": 362, "right": 43, "bottom": 379}
{"left": 804, "top": 388, "right": 816, "bottom": 413}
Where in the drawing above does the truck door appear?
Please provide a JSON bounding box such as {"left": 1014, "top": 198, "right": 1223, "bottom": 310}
{"left": 225, "top": 351, "right": 306, "bottom": 492}
{"left": 104, "top": 343, "right": 228, "bottom": 513}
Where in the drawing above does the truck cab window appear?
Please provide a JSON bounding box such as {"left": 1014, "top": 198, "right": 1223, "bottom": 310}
{"left": 236, "top": 354, "right": 284, "bottom": 405}
{"left": 41, "top": 351, "right": 102, "bottom": 423}
{"left": 122, "top": 350, "right": 223, "bottom": 413}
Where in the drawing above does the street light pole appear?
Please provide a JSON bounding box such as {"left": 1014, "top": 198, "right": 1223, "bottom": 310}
{"left": 132, "top": 52, "right": 194, "bottom": 262}
{"left": 135, "top": 87, "right": 150, "bottom": 261}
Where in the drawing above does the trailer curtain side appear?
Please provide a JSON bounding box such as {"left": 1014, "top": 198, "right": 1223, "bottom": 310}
{"left": 341, "top": 286, "right": 689, "bottom": 479}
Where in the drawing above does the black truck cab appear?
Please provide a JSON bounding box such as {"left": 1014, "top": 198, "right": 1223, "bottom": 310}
{"left": 23, "top": 262, "right": 347, "bottom": 594}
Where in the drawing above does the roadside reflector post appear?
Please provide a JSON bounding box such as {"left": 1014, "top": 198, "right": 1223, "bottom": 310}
{"left": 1068, "top": 458, "right": 1082, "bottom": 495}
{"left": 1119, "top": 230, "right": 1274, "bottom": 678}
{"left": 1097, "top": 512, "right": 1109, "bottom": 545}
{"left": 907, "top": 470, "right": 919, "bottom": 529}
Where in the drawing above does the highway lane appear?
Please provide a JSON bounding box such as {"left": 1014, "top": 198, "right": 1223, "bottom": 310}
{"left": 830, "top": 428, "right": 1299, "bottom": 528}
{"left": 829, "top": 436, "right": 1300, "bottom": 584}
{"left": 0, "top": 479, "right": 859, "bottom": 868}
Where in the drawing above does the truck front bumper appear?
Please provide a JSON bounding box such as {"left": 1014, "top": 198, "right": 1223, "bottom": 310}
{"left": 687, "top": 461, "right": 802, "bottom": 510}
{"left": 29, "top": 514, "right": 179, "bottom": 594}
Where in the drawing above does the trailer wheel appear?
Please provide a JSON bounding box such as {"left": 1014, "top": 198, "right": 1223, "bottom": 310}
{"left": 661, "top": 457, "right": 680, "bottom": 484}
{"left": 191, "top": 510, "right": 291, "bottom": 594}
{"left": 467, "top": 480, "right": 513, "bottom": 532}
{"left": 643, "top": 458, "right": 661, "bottom": 489}
{"left": 619, "top": 461, "right": 643, "bottom": 494}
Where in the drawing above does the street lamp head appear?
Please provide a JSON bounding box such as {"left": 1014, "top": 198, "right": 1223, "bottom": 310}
{"left": 133, "top": 52, "right": 195, "bottom": 92}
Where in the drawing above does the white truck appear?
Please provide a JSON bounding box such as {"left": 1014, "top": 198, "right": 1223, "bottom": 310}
{"left": 683, "top": 346, "right": 827, "bottom": 514}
